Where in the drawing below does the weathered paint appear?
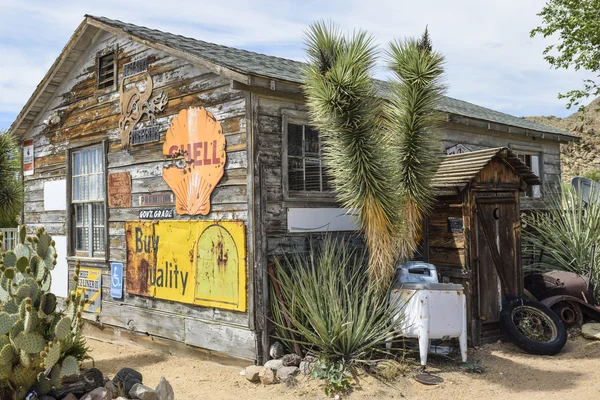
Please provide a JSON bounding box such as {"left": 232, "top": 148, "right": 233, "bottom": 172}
{"left": 76, "top": 267, "right": 102, "bottom": 313}
{"left": 162, "top": 107, "right": 226, "bottom": 216}
{"left": 107, "top": 171, "right": 132, "bottom": 208}
{"left": 125, "top": 220, "right": 246, "bottom": 311}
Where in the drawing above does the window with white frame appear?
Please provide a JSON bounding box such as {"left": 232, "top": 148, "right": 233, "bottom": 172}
{"left": 72, "top": 146, "right": 105, "bottom": 257}
{"left": 516, "top": 153, "right": 542, "bottom": 198}
{"left": 285, "top": 121, "right": 332, "bottom": 195}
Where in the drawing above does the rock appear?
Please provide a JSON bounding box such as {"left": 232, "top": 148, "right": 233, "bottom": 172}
{"left": 53, "top": 368, "right": 106, "bottom": 399}
{"left": 244, "top": 365, "right": 263, "bottom": 383}
{"left": 263, "top": 359, "right": 284, "bottom": 371}
{"left": 582, "top": 323, "right": 600, "bottom": 340}
{"left": 62, "top": 394, "right": 77, "bottom": 400}
{"left": 282, "top": 353, "right": 302, "bottom": 367}
{"left": 80, "top": 387, "right": 111, "bottom": 400}
{"left": 269, "top": 342, "right": 284, "bottom": 359}
{"left": 259, "top": 367, "right": 277, "bottom": 385}
{"left": 129, "top": 383, "right": 158, "bottom": 400}
{"left": 114, "top": 367, "right": 143, "bottom": 394}
{"left": 277, "top": 366, "right": 299, "bottom": 381}
{"left": 239, "top": 369, "right": 247, "bottom": 376}
{"left": 39, "top": 396, "right": 56, "bottom": 400}
{"left": 104, "top": 380, "right": 118, "bottom": 398}
{"left": 154, "top": 377, "right": 174, "bottom": 400}
{"left": 299, "top": 360, "right": 315, "bottom": 375}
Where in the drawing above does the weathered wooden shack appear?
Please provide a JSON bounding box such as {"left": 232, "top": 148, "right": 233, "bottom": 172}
{"left": 426, "top": 147, "right": 542, "bottom": 345}
{"left": 10, "top": 15, "right": 579, "bottom": 362}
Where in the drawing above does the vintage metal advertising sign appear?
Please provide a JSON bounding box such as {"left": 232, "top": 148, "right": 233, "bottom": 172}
{"left": 138, "top": 193, "right": 174, "bottom": 206}
{"left": 130, "top": 125, "right": 161, "bottom": 145}
{"left": 139, "top": 208, "right": 174, "bottom": 220}
{"left": 125, "top": 220, "right": 246, "bottom": 311}
{"left": 76, "top": 267, "right": 102, "bottom": 313}
{"left": 445, "top": 143, "right": 471, "bottom": 155}
{"left": 23, "top": 139, "right": 34, "bottom": 176}
{"left": 108, "top": 172, "right": 132, "bottom": 208}
{"left": 162, "top": 107, "right": 227, "bottom": 216}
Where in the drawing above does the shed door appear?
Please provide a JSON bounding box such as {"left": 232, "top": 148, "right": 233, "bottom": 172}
{"left": 474, "top": 194, "right": 522, "bottom": 338}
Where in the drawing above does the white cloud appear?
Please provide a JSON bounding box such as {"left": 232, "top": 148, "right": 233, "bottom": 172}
{"left": 0, "top": 0, "right": 596, "bottom": 128}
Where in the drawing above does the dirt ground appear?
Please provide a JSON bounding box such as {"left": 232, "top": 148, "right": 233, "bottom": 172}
{"left": 83, "top": 335, "right": 600, "bottom": 400}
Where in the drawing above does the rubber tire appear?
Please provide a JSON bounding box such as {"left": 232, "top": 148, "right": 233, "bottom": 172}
{"left": 500, "top": 298, "right": 567, "bottom": 356}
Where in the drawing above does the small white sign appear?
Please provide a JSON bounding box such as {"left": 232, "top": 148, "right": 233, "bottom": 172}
{"left": 446, "top": 143, "right": 471, "bottom": 155}
{"left": 44, "top": 180, "right": 67, "bottom": 211}
{"left": 287, "top": 208, "right": 359, "bottom": 232}
{"left": 23, "top": 139, "right": 34, "bottom": 176}
{"left": 50, "top": 236, "right": 68, "bottom": 298}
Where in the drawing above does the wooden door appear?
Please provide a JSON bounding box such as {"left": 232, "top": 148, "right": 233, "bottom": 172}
{"left": 473, "top": 193, "right": 522, "bottom": 340}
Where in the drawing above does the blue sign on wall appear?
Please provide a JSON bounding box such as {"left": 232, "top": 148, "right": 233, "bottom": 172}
{"left": 110, "top": 262, "right": 123, "bottom": 299}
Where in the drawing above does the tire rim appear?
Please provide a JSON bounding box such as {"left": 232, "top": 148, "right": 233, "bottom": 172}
{"left": 511, "top": 305, "right": 558, "bottom": 343}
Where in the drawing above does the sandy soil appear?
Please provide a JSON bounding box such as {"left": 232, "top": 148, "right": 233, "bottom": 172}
{"left": 83, "top": 335, "right": 600, "bottom": 400}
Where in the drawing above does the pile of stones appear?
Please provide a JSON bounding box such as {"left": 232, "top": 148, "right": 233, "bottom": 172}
{"left": 241, "top": 343, "right": 316, "bottom": 385}
{"left": 32, "top": 367, "right": 174, "bottom": 400}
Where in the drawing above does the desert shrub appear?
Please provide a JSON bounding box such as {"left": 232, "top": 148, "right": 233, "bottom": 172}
{"left": 0, "top": 226, "right": 87, "bottom": 399}
{"left": 522, "top": 186, "right": 600, "bottom": 302}
{"left": 271, "top": 237, "right": 404, "bottom": 366}
{"left": 311, "top": 359, "right": 353, "bottom": 396}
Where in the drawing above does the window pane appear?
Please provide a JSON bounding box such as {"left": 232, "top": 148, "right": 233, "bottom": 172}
{"left": 304, "top": 126, "right": 320, "bottom": 156}
{"left": 305, "top": 160, "right": 321, "bottom": 191}
{"left": 92, "top": 203, "right": 105, "bottom": 253}
{"left": 289, "top": 170, "right": 304, "bottom": 191}
{"left": 75, "top": 204, "right": 89, "bottom": 251}
{"left": 287, "top": 124, "right": 303, "bottom": 157}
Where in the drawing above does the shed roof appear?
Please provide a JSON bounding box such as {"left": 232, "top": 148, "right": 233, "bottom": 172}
{"left": 432, "top": 147, "right": 542, "bottom": 191}
{"left": 10, "top": 15, "right": 579, "bottom": 144}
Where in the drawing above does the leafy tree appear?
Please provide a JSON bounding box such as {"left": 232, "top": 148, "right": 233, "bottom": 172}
{"left": 0, "top": 131, "right": 22, "bottom": 227}
{"left": 531, "top": 0, "right": 600, "bottom": 110}
{"left": 303, "top": 23, "right": 446, "bottom": 288}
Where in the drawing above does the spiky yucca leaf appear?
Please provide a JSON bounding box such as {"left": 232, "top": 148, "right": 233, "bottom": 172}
{"left": 0, "top": 132, "right": 22, "bottom": 225}
{"left": 523, "top": 185, "right": 600, "bottom": 301}
{"left": 303, "top": 21, "right": 404, "bottom": 288}
{"left": 385, "top": 37, "right": 447, "bottom": 261}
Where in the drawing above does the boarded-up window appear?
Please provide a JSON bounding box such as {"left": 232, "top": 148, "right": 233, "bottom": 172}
{"left": 97, "top": 52, "right": 116, "bottom": 90}
{"left": 517, "top": 153, "right": 542, "bottom": 198}
{"left": 72, "top": 147, "right": 105, "bottom": 257}
{"left": 287, "top": 123, "right": 331, "bottom": 193}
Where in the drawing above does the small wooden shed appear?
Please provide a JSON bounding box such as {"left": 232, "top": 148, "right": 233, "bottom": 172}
{"left": 423, "top": 147, "right": 542, "bottom": 345}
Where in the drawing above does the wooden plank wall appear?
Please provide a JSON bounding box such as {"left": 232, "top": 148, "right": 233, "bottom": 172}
{"left": 22, "top": 31, "right": 256, "bottom": 360}
{"left": 440, "top": 124, "right": 562, "bottom": 209}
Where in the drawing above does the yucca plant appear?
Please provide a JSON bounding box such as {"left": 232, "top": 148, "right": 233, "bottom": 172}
{"left": 522, "top": 185, "right": 600, "bottom": 302}
{"left": 270, "top": 238, "right": 404, "bottom": 366}
{"left": 0, "top": 132, "right": 22, "bottom": 227}
{"left": 303, "top": 22, "right": 446, "bottom": 289}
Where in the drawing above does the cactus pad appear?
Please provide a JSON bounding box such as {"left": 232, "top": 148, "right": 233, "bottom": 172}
{"left": 13, "top": 332, "right": 46, "bottom": 353}
{"left": 59, "top": 355, "right": 80, "bottom": 378}
{"left": 15, "top": 257, "right": 28, "bottom": 274}
{"left": 36, "top": 233, "right": 52, "bottom": 259}
{"left": 3, "top": 251, "right": 17, "bottom": 268}
{"left": 40, "top": 293, "right": 57, "bottom": 315}
{"left": 43, "top": 340, "right": 61, "bottom": 370}
{"left": 18, "top": 349, "right": 31, "bottom": 368}
{"left": 54, "top": 317, "right": 71, "bottom": 341}
{"left": 0, "top": 312, "right": 19, "bottom": 335}
{"left": 24, "top": 308, "right": 40, "bottom": 333}
{"left": 14, "top": 244, "right": 31, "bottom": 261}
{"left": 0, "top": 343, "right": 15, "bottom": 365}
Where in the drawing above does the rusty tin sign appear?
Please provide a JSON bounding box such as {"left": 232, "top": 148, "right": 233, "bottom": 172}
{"left": 125, "top": 220, "right": 246, "bottom": 311}
{"left": 108, "top": 172, "right": 132, "bottom": 208}
{"left": 162, "top": 107, "right": 226, "bottom": 216}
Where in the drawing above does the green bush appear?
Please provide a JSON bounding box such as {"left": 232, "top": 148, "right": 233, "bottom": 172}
{"left": 271, "top": 237, "right": 404, "bottom": 366}
{"left": 0, "top": 226, "right": 87, "bottom": 400}
{"left": 523, "top": 186, "right": 600, "bottom": 302}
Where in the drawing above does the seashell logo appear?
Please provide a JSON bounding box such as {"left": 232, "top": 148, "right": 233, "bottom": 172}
{"left": 162, "top": 107, "right": 226, "bottom": 215}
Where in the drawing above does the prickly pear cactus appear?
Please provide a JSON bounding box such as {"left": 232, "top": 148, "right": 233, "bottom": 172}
{"left": 0, "top": 226, "right": 87, "bottom": 400}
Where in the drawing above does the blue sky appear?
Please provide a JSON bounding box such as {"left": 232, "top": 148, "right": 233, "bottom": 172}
{"left": 0, "top": 0, "right": 596, "bottom": 131}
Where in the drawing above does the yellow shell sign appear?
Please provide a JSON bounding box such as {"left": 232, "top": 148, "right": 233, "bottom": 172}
{"left": 125, "top": 220, "right": 246, "bottom": 311}
{"left": 162, "top": 107, "right": 226, "bottom": 216}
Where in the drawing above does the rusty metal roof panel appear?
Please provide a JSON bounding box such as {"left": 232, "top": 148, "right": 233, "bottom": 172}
{"left": 432, "top": 147, "right": 542, "bottom": 190}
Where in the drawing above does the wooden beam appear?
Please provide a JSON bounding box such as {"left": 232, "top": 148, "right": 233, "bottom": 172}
{"left": 231, "top": 80, "right": 305, "bottom": 102}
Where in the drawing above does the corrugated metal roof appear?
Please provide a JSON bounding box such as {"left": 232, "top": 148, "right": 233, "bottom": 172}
{"left": 432, "top": 147, "right": 542, "bottom": 190}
